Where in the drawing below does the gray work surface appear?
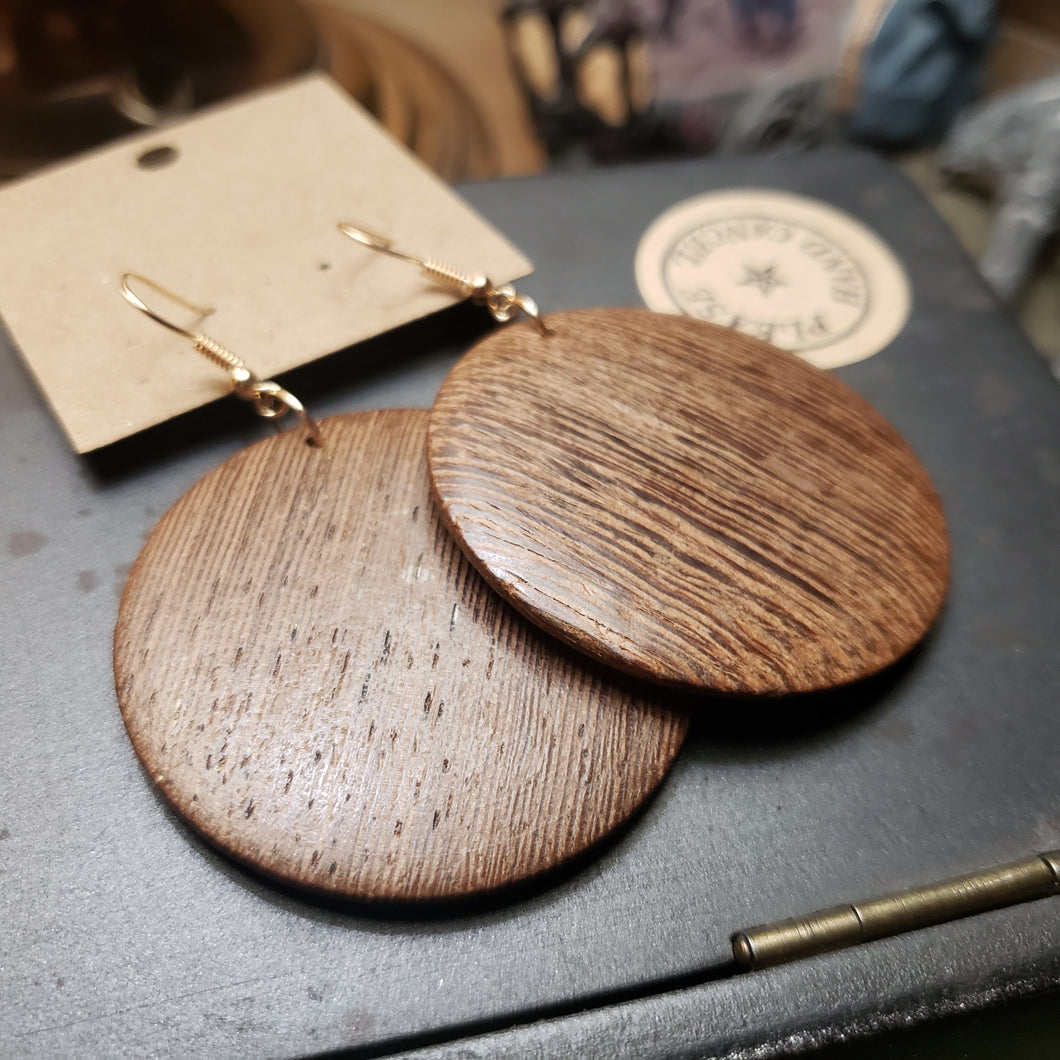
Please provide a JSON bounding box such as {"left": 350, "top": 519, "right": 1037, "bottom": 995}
{"left": 2, "top": 148, "right": 1058, "bottom": 1058}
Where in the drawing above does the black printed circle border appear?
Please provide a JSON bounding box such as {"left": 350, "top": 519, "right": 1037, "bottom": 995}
{"left": 635, "top": 188, "right": 912, "bottom": 371}
{"left": 660, "top": 214, "right": 872, "bottom": 352}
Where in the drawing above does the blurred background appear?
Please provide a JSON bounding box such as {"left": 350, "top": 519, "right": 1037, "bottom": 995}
{"left": 1, "top": 0, "right": 1058, "bottom": 368}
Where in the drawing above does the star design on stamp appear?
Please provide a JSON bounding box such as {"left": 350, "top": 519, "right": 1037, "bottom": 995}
{"left": 738, "top": 263, "right": 787, "bottom": 298}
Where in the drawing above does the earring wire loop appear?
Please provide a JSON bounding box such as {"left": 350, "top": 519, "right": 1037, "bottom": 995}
{"left": 120, "top": 273, "right": 322, "bottom": 447}
{"left": 120, "top": 273, "right": 214, "bottom": 342}
{"left": 337, "top": 224, "right": 550, "bottom": 335}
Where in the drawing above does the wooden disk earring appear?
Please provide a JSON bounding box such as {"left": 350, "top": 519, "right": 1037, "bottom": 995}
{"left": 113, "top": 274, "right": 689, "bottom": 902}
{"left": 338, "top": 226, "right": 949, "bottom": 697}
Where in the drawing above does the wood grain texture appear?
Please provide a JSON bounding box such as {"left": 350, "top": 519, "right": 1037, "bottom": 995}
{"left": 113, "top": 410, "right": 687, "bottom": 902}
{"left": 427, "top": 308, "right": 949, "bottom": 695}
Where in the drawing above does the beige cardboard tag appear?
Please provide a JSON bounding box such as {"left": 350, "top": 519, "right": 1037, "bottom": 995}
{"left": 0, "top": 74, "right": 531, "bottom": 452}
{"left": 635, "top": 189, "right": 911, "bottom": 370}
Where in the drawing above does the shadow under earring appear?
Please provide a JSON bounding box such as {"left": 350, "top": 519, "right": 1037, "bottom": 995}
{"left": 113, "top": 275, "right": 689, "bottom": 902}
{"left": 339, "top": 226, "right": 949, "bottom": 698}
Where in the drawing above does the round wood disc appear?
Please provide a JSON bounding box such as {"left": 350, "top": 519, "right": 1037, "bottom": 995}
{"left": 114, "top": 410, "right": 688, "bottom": 902}
{"left": 427, "top": 308, "right": 949, "bottom": 695}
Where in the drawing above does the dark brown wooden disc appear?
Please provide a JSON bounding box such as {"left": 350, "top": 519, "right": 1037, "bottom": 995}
{"left": 113, "top": 410, "right": 688, "bottom": 902}
{"left": 427, "top": 308, "right": 949, "bottom": 695}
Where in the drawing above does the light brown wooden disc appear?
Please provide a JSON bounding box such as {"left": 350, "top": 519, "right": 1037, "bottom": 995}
{"left": 427, "top": 308, "right": 949, "bottom": 695}
{"left": 114, "top": 410, "right": 688, "bottom": 902}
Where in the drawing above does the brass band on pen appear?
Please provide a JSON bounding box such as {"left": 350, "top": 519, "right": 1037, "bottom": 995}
{"left": 733, "top": 849, "right": 1060, "bottom": 970}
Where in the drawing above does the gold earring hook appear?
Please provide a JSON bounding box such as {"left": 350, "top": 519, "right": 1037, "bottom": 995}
{"left": 337, "top": 224, "right": 550, "bottom": 335}
{"left": 120, "top": 273, "right": 214, "bottom": 341}
{"left": 121, "top": 273, "right": 323, "bottom": 447}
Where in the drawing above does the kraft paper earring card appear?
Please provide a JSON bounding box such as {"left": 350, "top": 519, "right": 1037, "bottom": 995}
{"left": 0, "top": 73, "right": 531, "bottom": 453}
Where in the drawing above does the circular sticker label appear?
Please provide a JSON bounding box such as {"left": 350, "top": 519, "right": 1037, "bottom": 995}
{"left": 635, "top": 189, "right": 911, "bottom": 369}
